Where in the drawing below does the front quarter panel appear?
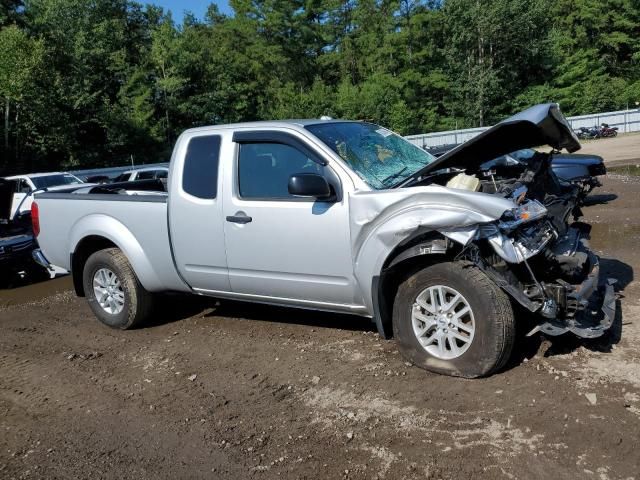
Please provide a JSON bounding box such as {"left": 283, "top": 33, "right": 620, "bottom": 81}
{"left": 349, "top": 186, "right": 515, "bottom": 312}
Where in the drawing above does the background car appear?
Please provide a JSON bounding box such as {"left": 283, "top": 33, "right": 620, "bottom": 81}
{"left": 3, "top": 172, "right": 84, "bottom": 217}
{"left": 111, "top": 167, "right": 169, "bottom": 183}
{"left": 0, "top": 178, "right": 48, "bottom": 284}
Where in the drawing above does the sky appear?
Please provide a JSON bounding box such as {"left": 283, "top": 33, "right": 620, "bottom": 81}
{"left": 148, "top": 0, "right": 232, "bottom": 23}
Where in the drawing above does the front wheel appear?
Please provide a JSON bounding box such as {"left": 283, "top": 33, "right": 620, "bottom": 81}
{"left": 392, "top": 261, "right": 515, "bottom": 378}
{"left": 83, "top": 248, "right": 155, "bottom": 329}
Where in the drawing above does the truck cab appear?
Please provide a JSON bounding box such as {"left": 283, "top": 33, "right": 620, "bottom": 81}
{"left": 167, "top": 122, "right": 361, "bottom": 309}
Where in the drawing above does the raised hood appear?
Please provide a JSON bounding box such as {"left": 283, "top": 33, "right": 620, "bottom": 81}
{"left": 0, "top": 178, "right": 16, "bottom": 222}
{"left": 418, "top": 103, "right": 581, "bottom": 176}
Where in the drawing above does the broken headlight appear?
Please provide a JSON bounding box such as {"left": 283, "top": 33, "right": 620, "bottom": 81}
{"left": 498, "top": 200, "right": 547, "bottom": 232}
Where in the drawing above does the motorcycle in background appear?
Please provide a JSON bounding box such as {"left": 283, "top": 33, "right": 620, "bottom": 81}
{"left": 599, "top": 123, "right": 619, "bottom": 137}
{"left": 575, "top": 126, "right": 600, "bottom": 140}
{"left": 574, "top": 124, "right": 619, "bottom": 140}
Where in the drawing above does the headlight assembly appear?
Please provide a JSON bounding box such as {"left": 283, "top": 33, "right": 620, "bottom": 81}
{"left": 498, "top": 199, "right": 548, "bottom": 232}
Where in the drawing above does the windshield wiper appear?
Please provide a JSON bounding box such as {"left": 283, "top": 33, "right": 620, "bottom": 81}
{"left": 381, "top": 167, "right": 408, "bottom": 187}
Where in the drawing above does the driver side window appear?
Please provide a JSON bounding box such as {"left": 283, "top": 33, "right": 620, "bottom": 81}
{"left": 238, "top": 143, "right": 324, "bottom": 199}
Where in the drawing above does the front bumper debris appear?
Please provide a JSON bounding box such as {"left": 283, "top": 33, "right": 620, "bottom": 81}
{"left": 527, "top": 253, "right": 617, "bottom": 339}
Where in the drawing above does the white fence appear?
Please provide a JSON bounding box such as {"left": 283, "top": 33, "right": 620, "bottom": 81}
{"left": 405, "top": 108, "right": 640, "bottom": 148}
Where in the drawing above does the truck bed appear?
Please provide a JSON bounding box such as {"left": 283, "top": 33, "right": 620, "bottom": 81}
{"left": 35, "top": 181, "right": 187, "bottom": 293}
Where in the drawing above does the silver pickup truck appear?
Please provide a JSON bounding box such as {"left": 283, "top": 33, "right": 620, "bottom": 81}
{"left": 33, "top": 103, "right": 616, "bottom": 378}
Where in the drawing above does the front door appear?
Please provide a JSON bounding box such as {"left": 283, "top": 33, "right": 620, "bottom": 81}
{"left": 222, "top": 133, "right": 357, "bottom": 307}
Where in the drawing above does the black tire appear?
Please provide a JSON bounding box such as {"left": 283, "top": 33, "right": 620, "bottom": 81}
{"left": 83, "top": 248, "right": 154, "bottom": 329}
{"left": 392, "top": 261, "right": 515, "bottom": 378}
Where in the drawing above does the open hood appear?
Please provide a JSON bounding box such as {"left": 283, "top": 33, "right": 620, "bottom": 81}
{"left": 0, "top": 178, "right": 16, "bottom": 222}
{"left": 415, "top": 103, "right": 581, "bottom": 178}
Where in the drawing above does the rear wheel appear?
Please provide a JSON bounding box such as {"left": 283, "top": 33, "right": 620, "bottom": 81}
{"left": 83, "top": 248, "right": 154, "bottom": 329}
{"left": 393, "top": 261, "right": 515, "bottom": 378}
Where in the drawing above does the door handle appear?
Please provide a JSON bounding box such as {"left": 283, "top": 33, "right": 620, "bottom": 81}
{"left": 226, "top": 212, "right": 252, "bottom": 224}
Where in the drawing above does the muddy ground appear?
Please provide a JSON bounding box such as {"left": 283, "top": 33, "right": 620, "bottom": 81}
{"left": 1, "top": 175, "right": 639, "bottom": 479}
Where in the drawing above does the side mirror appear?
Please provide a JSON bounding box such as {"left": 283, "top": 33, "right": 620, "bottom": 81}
{"left": 288, "top": 173, "right": 332, "bottom": 199}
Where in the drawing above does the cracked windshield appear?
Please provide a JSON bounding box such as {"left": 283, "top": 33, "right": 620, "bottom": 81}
{"left": 306, "top": 122, "right": 436, "bottom": 189}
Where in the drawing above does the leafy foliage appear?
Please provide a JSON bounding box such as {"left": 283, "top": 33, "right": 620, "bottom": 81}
{"left": 1, "top": 0, "right": 639, "bottom": 173}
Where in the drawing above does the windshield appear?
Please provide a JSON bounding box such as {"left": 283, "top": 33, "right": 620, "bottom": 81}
{"left": 31, "top": 174, "right": 82, "bottom": 190}
{"left": 306, "top": 122, "right": 436, "bottom": 189}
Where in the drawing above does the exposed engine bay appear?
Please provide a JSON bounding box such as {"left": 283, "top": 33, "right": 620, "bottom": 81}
{"left": 424, "top": 150, "right": 581, "bottom": 232}
{"left": 403, "top": 149, "right": 614, "bottom": 339}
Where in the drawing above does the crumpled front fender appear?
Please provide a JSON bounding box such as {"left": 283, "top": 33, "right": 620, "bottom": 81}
{"left": 349, "top": 185, "right": 515, "bottom": 312}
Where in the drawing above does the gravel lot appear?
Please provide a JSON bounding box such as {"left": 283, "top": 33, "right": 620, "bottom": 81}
{"left": 1, "top": 174, "right": 639, "bottom": 479}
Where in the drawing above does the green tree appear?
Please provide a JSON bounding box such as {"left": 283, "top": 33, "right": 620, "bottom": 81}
{"left": 443, "top": 0, "right": 552, "bottom": 126}
{"left": 0, "top": 24, "right": 44, "bottom": 168}
{"left": 150, "top": 17, "right": 185, "bottom": 145}
{"left": 1, "top": 0, "right": 640, "bottom": 174}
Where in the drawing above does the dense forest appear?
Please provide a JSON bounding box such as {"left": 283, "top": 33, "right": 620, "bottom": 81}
{"left": 1, "top": 0, "right": 639, "bottom": 174}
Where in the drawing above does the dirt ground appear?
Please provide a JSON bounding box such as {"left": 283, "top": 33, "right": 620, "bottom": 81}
{"left": 1, "top": 175, "right": 640, "bottom": 479}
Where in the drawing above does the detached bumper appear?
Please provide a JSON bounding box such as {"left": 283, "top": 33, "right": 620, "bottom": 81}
{"left": 529, "top": 255, "right": 617, "bottom": 339}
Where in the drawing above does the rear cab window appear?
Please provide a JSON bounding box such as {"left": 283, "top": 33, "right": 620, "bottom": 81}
{"left": 182, "top": 135, "right": 221, "bottom": 199}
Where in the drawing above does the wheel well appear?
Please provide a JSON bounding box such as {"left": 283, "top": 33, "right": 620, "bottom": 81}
{"left": 71, "top": 236, "right": 118, "bottom": 296}
{"left": 372, "top": 232, "right": 458, "bottom": 339}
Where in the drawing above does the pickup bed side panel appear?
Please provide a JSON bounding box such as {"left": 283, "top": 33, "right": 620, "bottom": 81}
{"left": 36, "top": 196, "right": 189, "bottom": 293}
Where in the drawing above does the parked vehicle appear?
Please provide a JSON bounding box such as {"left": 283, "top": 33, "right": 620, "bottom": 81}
{"left": 111, "top": 166, "right": 169, "bottom": 183}
{"left": 0, "top": 179, "right": 48, "bottom": 281}
{"left": 4, "top": 172, "right": 84, "bottom": 217}
{"left": 85, "top": 174, "right": 111, "bottom": 184}
{"left": 574, "top": 124, "right": 619, "bottom": 140}
{"left": 32, "top": 103, "right": 615, "bottom": 378}
{"left": 542, "top": 152, "right": 606, "bottom": 199}
{"left": 481, "top": 149, "right": 606, "bottom": 206}
{"left": 424, "top": 143, "right": 458, "bottom": 158}
{"left": 599, "top": 123, "right": 618, "bottom": 138}
{"left": 575, "top": 126, "right": 600, "bottom": 140}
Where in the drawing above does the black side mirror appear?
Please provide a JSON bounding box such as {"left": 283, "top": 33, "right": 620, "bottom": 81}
{"left": 288, "top": 173, "right": 331, "bottom": 199}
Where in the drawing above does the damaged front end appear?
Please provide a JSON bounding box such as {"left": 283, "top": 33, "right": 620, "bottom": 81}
{"left": 395, "top": 104, "right": 617, "bottom": 339}
{"left": 459, "top": 202, "right": 616, "bottom": 339}
{"left": 332, "top": 103, "right": 616, "bottom": 340}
